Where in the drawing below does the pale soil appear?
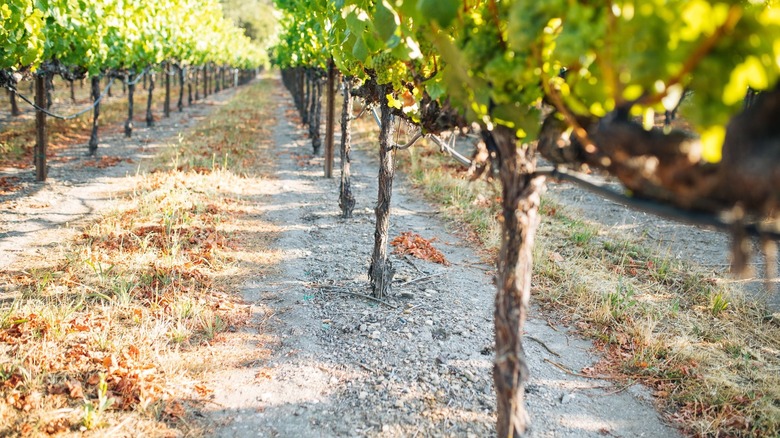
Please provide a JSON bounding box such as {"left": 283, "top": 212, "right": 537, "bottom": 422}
{"left": 4, "top": 73, "right": 764, "bottom": 436}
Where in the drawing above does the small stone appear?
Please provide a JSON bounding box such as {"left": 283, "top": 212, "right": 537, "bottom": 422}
{"left": 400, "top": 291, "right": 415, "bottom": 299}
{"left": 370, "top": 330, "right": 381, "bottom": 339}
{"left": 329, "top": 376, "right": 338, "bottom": 385}
{"left": 358, "top": 391, "right": 368, "bottom": 400}
{"left": 561, "top": 393, "right": 576, "bottom": 404}
{"left": 424, "top": 289, "right": 438, "bottom": 295}
{"left": 359, "top": 324, "right": 367, "bottom": 332}
{"left": 425, "top": 320, "right": 433, "bottom": 326}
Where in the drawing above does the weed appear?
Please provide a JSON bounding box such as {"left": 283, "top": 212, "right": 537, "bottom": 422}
{"left": 82, "top": 373, "right": 114, "bottom": 430}
{"left": 606, "top": 279, "right": 637, "bottom": 321}
{"left": 710, "top": 292, "right": 730, "bottom": 316}
{"left": 199, "top": 312, "right": 226, "bottom": 340}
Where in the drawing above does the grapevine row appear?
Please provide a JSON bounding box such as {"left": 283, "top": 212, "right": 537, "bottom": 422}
{"left": 271, "top": 0, "right": 780, "bottom": 436}
{"left": 1, "top": 0, "right": 269, "bottom": 180}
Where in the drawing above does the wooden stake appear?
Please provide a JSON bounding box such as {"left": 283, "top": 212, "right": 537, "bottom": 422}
{"left": 324, "top": 58, "right": 336, "bottom": 178}
{"left": 34, "top": 74, "right": 47, "bottom": 182}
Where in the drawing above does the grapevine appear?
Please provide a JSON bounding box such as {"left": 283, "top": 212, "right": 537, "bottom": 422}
{"left": 272, "top": 1, "right": 780, "bottom": 436}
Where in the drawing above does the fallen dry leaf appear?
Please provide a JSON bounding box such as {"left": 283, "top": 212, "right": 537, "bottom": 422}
{"left": 391, "top": 232, "right": 450, "bottom": 266}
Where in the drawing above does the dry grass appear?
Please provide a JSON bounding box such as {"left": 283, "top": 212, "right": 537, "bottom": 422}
{"left": 534, "top": 202, "right": 780, "bottom": 437}
{"left": 348, "top": 114, "right": 780, "bottom": 437}
{"left": 0, "top": 77, "right": 279, "bottom": 436}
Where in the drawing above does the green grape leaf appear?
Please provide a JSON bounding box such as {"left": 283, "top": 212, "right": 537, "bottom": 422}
{"left": 352, "top": 34, "right": 369, "bottom": 62}
{"left": 374, "top": 1, "right": 398, "bottom": 43}
{"left": 417, "top": 0, "right": 458, "bottom": 28}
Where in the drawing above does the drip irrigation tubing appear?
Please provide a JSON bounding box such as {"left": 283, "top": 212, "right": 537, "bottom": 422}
{"left": 3, "top": 76, "right": 116, "bottom": 120}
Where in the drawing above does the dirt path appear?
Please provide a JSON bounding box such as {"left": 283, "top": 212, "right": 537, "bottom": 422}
{"left": 0, "top": 87, "right": 240, "bottom": 272}
{"left": 200, "top": 79, "right": 680, "bottom": 437}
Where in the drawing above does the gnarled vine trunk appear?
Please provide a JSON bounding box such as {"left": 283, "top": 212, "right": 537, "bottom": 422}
{"left": 302, "top": 69, "right": 311, "bottom": 126}
{"left": 187, "top": 67, "right": 193, "bottom": 106}
{"left": 195, "top": 67, "right": 200, "bottom": 101}
{"left": 88, "top": 76, "right": 101, "bottom": 155}
{"left": 309, "top": 74, "right": 322, "bottom": 155}
{"left": 488, "top": 126, "right": 544, "bottom": 438}
{"left": 339, "top": 76, "right": 356, "bottom": 218}
{"left": 297, "top": 68, "right": 305, "bottom": 117}
{"left": 368, "top": 87, "right": 395, "bottom": 298}
{"left": 125, "top": 74, "right": 135, "bottom": 138}
{"left": 203, "top": 65, "right": 208, "bottom": 99}
{"left": 146, "top": 71, "right": 155, "bottom": 127}
{"left": 177, "top": 65, "right": 184, "bottom": 112}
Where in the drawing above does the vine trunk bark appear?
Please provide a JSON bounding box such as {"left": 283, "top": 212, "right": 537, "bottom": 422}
{"left": 369, "top": 88, "right": 395, "bottom": 298}
{"left": 339, "top": 76, "right": 356, "bottom": 218}
{"left": 146, "top": 72, "right": 155, "bottom": 127}
{"left": 45, "top": 72, "right": 53, "bottom": 110}
{"left": 489, "top": 126, "right": 544, "bottom": 438}
{"left": 88, "top": 76, "right": 101, "bottom": 155}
